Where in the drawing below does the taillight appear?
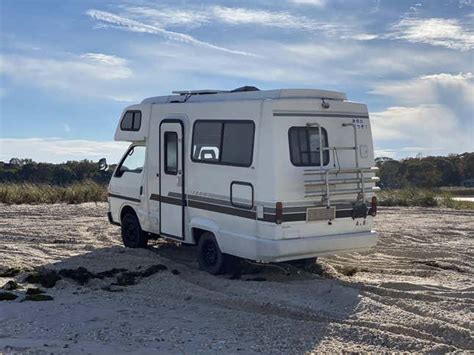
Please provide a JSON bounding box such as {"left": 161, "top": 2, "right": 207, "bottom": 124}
{"left": 275, "top": 202, "right": 283, "bottom": 224}
{"left": 371, "top": 196, "right": 377, "bottom": 216}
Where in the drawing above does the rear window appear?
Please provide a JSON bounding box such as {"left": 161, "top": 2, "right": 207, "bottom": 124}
{"left": 288, "top": 126, "right": 329, "bottom": 166}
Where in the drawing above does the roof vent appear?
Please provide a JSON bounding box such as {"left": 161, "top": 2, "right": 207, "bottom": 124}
{"left": 231, "top": 86, "right": 260, "bottom": 92}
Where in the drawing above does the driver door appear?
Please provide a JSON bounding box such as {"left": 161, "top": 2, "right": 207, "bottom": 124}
{"left": 109, "top": 145, "right": 146, "bottom": 205}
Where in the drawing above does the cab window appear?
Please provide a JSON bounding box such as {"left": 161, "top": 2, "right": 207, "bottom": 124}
{"left": 116, "top": 146, "right": 146, "bottom": 176}
{"left": 120, "top": 111, "right": 141, "bottom": 131}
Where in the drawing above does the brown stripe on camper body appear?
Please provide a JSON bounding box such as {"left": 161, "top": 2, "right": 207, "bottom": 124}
{"left": 147, "top": 193, "right": 371, "bottom": 222}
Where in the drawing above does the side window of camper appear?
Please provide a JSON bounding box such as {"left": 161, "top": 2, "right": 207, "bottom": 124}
{"left": 116, "top": 145, "right": 146, "bottom": 177}
{"left": 221, "top": 122, "right": 254, "bottom": 166}
{"left": 288, "top": 127, "right": 329, "bottom": 166}
{"left": 192, "top": 120, "right": 255, "bottom": 167}
{"left": 164, "top": 132, "right": 178, "bottom": 175}
{"left": 120, "top": 111, "right": 141, "bottom": 131}
{"left": 192, "top": 121, "right": 222, "bottom": 163}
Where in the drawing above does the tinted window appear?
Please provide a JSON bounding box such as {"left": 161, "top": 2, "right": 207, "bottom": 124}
{"left": 221, "top": 122, "right": 254, "bottom": 166}
{"left": 192, "top": 121, "right": 222, "bottom": 163}
{"left": 132, "top": 112, "right": 141, "bottom": 130}
{"left": 121, "top": 111, "right": 134, "bottom": 130}
{"left": 192, "top": 120, "right": 254, "bottom": 167}
{"left": 117, "top": 146, "right": 146, "bottom": 176}
{"left": 289, "top": 127, "right": 329, "bottom": 166}
{"left": 121, "top": 111, "right": 141, "bottom": 131}
{"left": 164, "top": 132, "right": 178, "bottom": 175}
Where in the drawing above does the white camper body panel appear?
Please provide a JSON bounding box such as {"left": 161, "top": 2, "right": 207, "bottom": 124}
{"left": 108, "top": 89, "right": 378, "bottom": 262}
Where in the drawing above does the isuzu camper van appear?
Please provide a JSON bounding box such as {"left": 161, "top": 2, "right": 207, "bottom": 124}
{"left": 105, "top": 87, "right": 379, "bottom": 274}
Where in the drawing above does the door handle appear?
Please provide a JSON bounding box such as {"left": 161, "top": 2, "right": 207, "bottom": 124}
{"left": 140, "top": 186, "right": 143, "bottom": 195}
{"left": 156, "top": 173, "right": 160, "bottom": 177}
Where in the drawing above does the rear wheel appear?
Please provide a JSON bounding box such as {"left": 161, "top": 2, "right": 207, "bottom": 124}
{"left": 121, "top": 212, "right": 148, "bottom": 248}
{"left": 197, "top": 232, "right": 227, "bottom": 275}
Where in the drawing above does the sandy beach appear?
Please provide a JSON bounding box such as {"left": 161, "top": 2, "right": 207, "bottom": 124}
{"left": 0, "top": 203, "right": 473, "bottom": 353}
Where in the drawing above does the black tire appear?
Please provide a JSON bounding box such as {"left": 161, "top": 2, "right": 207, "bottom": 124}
{"left": 288, "top": 257, "right": 317, "bottom": 269}
{"left": 197, "top": 232, "right": 226, "bottom": 275}
{"left": 121, "top": 212, "right": 148, "bottom": 248}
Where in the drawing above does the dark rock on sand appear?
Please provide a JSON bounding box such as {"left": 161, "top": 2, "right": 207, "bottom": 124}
{"left": 0, "top": 291, "right": 18, "bottom": 301}
{"left": 140, "top": 264, "right": 167, "bottom": 277}
{"left": 59, "top": 267, "right": 96, "bottom": 285}
{"left": 0, "top": 268, "right": 22, "bottom": 277}
{"left": 23, "top": 294, "right": 54, "bottom": 302}
{"left": 245, "top": 277, "right": 267, "bottom": 282}
{"left": 2, "top": 280, "right": 19, "bottom": 290}
{"left": 96, "top": 268, "right": 127, "bottom": 278}
{"left": 59, "top": 267, "right": 129, "bottom": 285}
{"left": 26, "top": 288, "right": 45, "bottom": 295}
{"left": 115, "top": 272, "right": 137, "bottom": 286}
{"left": 114, "top": 264, "right": 167, "bottom": 286}
{"left": 25, "top": 270, "right": 61, "bottom": 288}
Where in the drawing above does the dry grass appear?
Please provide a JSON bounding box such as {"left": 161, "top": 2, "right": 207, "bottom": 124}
{"left": 0, "top": 181, "right": 107, "bottom": 204}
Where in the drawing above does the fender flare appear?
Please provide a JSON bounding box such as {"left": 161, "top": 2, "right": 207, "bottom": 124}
{"left": 189, "top": 217, "right": 222, "bottom": 244}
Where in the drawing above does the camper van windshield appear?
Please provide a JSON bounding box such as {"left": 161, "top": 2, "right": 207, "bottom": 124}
{"left": 289, "top": 127, "right": 329, "bottom": 166}
{"left": 116, "top": 146, "right": 146, "bottom": 176}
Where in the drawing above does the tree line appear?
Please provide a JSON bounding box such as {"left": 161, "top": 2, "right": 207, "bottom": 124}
{"left": 376, "top": 152, "right": 474, "bottom": 189}
{"left": 0, "top": 158, "right": 114, "bottom": 185}
{"left": 1, "top": 153, "right": 473, "bottom": 188}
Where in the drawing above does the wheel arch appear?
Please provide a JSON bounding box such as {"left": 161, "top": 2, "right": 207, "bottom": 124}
{"left": 120, "top": 205, "right": 139, "bottom": 224}
{"left": 190, "top": 217, "right": 221, "bottom": 245}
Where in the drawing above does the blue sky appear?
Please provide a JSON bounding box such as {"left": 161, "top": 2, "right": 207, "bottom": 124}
{"left": 0, "top": 0, "right": 473, "bottom": 163}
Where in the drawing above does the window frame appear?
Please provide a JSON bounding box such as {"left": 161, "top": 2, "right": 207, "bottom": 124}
{"left": 115, "top": 144, "right": 146, "bottom": 177}
{"left": 288, "top": 126, "right": 330, "bottom": 167}
{"left": 191, "top": 119, "right": 255, "bottom": 168}
{"left": 120, "top": 110, "right": 142, "bottom": 132}
{"left": 164, "top": 131, "right": 178, "bottom": 175}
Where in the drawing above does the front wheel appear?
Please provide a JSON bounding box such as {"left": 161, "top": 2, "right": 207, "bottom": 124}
{"left": 197, "top": 232, "right": 226, "bottom": 275}
{"left": 121, "top": 212, "right": 148, "bottom": 248}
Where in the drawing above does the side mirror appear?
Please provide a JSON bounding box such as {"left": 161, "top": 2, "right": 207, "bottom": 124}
{"left": 98, "top": 158, "right": 108, "bottom": 171}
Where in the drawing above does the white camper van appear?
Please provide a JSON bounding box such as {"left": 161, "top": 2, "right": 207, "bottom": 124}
{"left": 106, "top": 87, "right": 379, "bottom": 274}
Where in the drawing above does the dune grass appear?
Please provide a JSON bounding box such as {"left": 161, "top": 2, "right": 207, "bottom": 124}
{"left": 0, "top": 181, "right": 107, "bottom": 204}
{"left": 1, "top": 182, "right": 473, "bottom": 210}
{"left": 378, "top": 188, "right": 474, "bottom": 210}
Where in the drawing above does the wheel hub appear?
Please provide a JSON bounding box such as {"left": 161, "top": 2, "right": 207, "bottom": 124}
{"left": 203, "top": 241, "right": 218, "bottom": 266}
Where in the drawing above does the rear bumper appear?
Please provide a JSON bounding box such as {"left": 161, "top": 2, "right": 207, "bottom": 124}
{"left": 221, "top": 230, "right": 378, "bottom": 262}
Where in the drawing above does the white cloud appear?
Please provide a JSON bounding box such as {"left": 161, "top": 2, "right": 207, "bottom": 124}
{"left": 90, "top": 5, "right": 375, "bottom": 44}
{"left": 0, "top": 138, "right": 129, "bottom": 164}
{"left": 370, "top": 73, "right": 474, "bottom": 157}
{"left": 289, "top": 0, "right": 326, "bottom": 7}
{"left": 388, "top": 17, "right": 474, "bottom": 51}
{"left": 122, "top": 6, "right": 210, "bottom": 28}
{"left": 86, "top": 9, "right": 255, "bottom": 57}
{"left": 371, "top": 72, "right": 474, "bottom": 105}
{"left": 0, "top": 52, "right": 136, "bottom": 100}
{"left": 210, "top": 6, "right": 373, "bottom": 41}
{"left": 211, "top": 6, "right": 317, "bottom": 30}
